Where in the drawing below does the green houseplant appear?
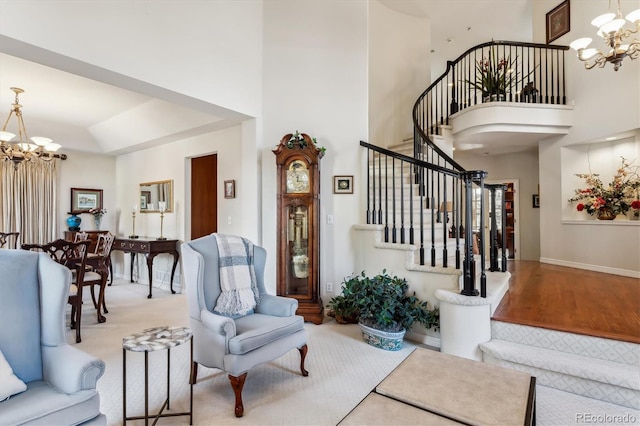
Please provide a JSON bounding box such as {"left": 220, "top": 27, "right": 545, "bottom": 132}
{"left": 330, "top": 270, "right": 439, "bottom": 350}
{"left": 326, "top": 274, "right": 361, "bottom": 324}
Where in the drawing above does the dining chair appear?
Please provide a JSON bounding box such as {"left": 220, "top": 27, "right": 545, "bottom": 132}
{"left": 83, "top": 232, "right": 115, "bottom": 321}
{"left": 22, "top": 239, "right": 90, "bottom": 343}
{"left": 73, "top": 231, "right": 89, "bottom": 243}
{"left": 0, "top": 232, "right": 20, "bottom": 249}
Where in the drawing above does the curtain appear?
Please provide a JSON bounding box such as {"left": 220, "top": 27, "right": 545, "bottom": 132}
{"left": 0, "top": 159, "right": 59, "bottom": 245}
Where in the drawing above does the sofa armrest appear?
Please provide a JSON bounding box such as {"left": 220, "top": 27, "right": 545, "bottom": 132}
{"left": 42, "top": 345, "right": 105, "bottom": 394}
{"left": 256, "top": 294, "right": 298, "bottom": 317}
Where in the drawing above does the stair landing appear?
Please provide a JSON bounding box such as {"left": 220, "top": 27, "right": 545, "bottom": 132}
{"left": 492, "top": 261, "right": 640, "bottom": 344}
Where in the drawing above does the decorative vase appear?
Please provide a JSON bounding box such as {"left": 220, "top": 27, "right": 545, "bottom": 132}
{"left": 94, "top": 216, "right": 102, "bottom": 230}
{"left": 596, "top": 207, "right": 616, "bottom": 221}
{"left": 358, "top": 322, "right": 406, "bottom": 351}
{"left": 66, "top": 214, "right": 81, "bottom": 231}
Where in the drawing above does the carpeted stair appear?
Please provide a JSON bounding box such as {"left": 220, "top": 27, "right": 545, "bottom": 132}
{"left": 480, "top": 321, "right": 640, "bottom": 409}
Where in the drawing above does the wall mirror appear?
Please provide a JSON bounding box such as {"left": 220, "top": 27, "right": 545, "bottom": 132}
{"left": 139, "top": 180, "right": 174, "bottom": 213}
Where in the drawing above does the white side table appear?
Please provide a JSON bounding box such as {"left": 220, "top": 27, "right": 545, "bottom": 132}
{"left": 123, "top": 326, "right": 193, "bottom": 425}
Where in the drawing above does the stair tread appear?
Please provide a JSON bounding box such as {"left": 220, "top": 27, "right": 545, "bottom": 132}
{"left": 480, "top": 339, "right": 640, "bottom": 390}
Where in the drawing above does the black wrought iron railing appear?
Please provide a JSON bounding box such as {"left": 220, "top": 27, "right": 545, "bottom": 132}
{"left": 361, "top": 41, "right": 568, "bottom": 297}
{"left": 414, "top": 40, "right": 569, "bottom": 145}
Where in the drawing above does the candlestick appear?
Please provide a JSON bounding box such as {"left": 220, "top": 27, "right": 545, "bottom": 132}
{"left": 157, "top": 210, "right": 167, "bottom": 240}
{"left": 130, "top": 211, "right": 139, "bottom": 239}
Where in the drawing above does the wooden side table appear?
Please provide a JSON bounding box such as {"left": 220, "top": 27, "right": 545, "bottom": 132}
{"left": 123, "top": 326, "right": 193, "bottom": 425}
{"left": 112, "top": 238, "right": 180, "bottom": 298}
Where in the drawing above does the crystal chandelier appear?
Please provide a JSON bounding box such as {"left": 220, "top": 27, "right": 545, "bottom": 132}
{"left": 569, "top": 0, "right": 640, "bottom": 71}
{"left": 0, "top": 87, "right": 67, "bottom": 168}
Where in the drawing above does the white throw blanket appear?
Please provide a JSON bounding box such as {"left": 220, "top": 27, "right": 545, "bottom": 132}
{"left": 213, "top": 234, "right": 259, "bottom": 317}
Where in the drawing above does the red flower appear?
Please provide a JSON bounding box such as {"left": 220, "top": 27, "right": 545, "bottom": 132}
{"left": 632, "top": 200, "right": 640, "bottom": 209}
{"left": 576, "top": 203, "right": 585, "bottom": 211}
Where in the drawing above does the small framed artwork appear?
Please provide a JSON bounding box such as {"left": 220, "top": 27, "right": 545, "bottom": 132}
{"left": 224, "top": 180, "right": 236, "bottom": 199}
{"left": 333, "top": 175, "right": 354, "bottom": 194}
{"left": 140, "top": 191, "right": 151, "bottom": 210}
{"left": 71, "top": 188, "right": 103, "bottom": 214}
{"left": 546, "top": 0, "right": 570, "bottom": 44}
{"left": 532, "top": 194, "right": 540, "bottom": 208}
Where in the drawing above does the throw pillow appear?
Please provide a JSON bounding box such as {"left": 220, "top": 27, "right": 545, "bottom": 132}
{"left": 0, "top": 349, "right": 27, "bottom": 401}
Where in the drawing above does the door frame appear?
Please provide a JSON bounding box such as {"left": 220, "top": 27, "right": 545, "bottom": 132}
{"left": 485, "top": 178, "right": 520, "bottom": 260}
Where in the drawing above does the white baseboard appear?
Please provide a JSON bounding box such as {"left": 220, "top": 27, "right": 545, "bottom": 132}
{"left": 405, "top": 331, "right": 441, "bottom": 349}
{"left": 539, "top": 257, "right": 640, "bottom": 278}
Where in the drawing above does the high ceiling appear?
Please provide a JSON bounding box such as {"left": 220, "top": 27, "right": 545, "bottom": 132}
{"left": 0, "top": 1, "right": 533, "bottom": 157}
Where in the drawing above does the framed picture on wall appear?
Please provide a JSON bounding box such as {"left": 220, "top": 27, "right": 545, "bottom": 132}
{"left": 333, "top": 175, "right": 354, "bottom": 194}
{"left": 546, "top": 0, "right": 570, "bottom": 44}
{"left": 533, "top": 194, "right": 540, "bottom": 208}
{"left": 71, "top": 188, "right": 103, "bottom": 214}
{"left": 224, "top": 180, "right": 236, "bottom": 199}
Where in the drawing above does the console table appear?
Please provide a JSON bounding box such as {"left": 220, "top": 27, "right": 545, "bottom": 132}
{"left": 112, "top": 238, "right": 180, "bottom": 298}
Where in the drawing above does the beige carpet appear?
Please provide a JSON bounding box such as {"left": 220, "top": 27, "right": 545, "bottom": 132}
{"left": 70, "top": 279, "right": 415, "bottom": 425}
{"left": 67, "top": 279, "right": 640, "bottom": 425}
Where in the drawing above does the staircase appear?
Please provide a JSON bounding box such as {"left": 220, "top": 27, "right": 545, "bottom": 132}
{"left": 356, "top": 39, "right": 640, "bottom": 413}
{"left": 480, "top": 321, "right": 640, "bottom": 410}
{"left": 355, "top": 139, "right": 511, "bottom": 348}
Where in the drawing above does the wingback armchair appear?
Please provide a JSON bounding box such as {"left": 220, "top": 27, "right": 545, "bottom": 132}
{"left": 0, "top": 249, "right": 106, "bottom": 425}
{"left": 181, "top": 234, "right": 308, "bottom": 417}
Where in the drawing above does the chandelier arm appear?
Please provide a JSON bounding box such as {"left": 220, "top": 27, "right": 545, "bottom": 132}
{"left": 1, "top": 110, "right": 15, "bottom": 134}
{"left": 16, "top": 112, "right": 29, "bottom": 143}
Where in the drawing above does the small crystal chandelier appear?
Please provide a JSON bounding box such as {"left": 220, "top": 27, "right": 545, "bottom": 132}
{"left": 569, "top": 0, "right": 640, "bottom": 71}
{"left": 0, "top": 87, "right": 67, "bottom": 168}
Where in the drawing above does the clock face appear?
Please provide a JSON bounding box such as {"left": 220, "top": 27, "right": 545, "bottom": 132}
{"left": 286, "top": 160, "right": 310, "bottom": 193}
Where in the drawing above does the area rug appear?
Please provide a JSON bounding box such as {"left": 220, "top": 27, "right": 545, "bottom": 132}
{"left": 71, "top": 281, "right": 415, "bottom": 425}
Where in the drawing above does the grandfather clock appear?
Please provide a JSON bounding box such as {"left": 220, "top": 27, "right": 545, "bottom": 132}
{"left": 273, "top": 132, "right": 324, "bottom": 324}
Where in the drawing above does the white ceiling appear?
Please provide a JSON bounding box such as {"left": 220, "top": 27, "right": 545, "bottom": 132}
{"left": 0, "top": 1, "right": 536, "bottom": 157}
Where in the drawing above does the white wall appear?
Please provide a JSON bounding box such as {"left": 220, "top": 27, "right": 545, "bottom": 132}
{"left": 261, "top": 0, "right": 368, "bottom": 295}
{"left": 369, "top": 1, "right": 431, "bottom": 147}
{"left": 0, "top": 0, "right": 264, "bottom": 117}
{"left": 533, "top": 0, "right": 640, "bottom": 276}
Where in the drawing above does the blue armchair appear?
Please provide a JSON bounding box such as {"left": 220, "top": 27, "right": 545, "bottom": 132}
{"left": 0, "top": 249, "right": 106, "bottom": 425}
{"left": 181, "top": 234, "right": 308, "bottom": 417}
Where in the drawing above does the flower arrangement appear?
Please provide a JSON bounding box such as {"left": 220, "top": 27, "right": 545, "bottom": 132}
{"left": 568, "top": 156, "right": 640, "bottom": 219}
{"left": 467, "top": 46, "right": 534, "bottom": 100}
{"left": 88, "top": 207, "right": 107, "bottom": 220}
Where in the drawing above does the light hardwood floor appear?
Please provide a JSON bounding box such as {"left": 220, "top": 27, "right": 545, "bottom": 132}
{"left": 492, "top": 261, "right": 640, "bottom": 344}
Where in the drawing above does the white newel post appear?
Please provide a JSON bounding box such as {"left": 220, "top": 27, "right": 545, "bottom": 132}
{"left": 435, "top": 289, "right": 492, "bottom": 361}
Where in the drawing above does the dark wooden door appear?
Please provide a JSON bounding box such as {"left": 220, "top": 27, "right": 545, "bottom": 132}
{"left": 191, "top": 154, "right": 217, "bottom": 239}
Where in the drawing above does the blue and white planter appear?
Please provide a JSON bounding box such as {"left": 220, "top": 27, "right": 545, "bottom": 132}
{"left": 358, "top": 322, "right": 406, "bottom": 351}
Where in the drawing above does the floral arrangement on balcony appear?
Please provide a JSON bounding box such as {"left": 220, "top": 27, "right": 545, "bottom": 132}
{"left": 568, "top": 157, "right": 640, "bottom": 220}
{"left": 467, "top": 46, "right": 534, "bottom": 101}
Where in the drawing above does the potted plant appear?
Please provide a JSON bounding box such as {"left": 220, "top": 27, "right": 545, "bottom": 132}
{"left": 332, "top": 270, "right": 439, "bottom": 351}
{"left": 326, "top": 274, "right": 361, "bottom": 324}
{"left": 467, "top": 45, "right": 535, "bottom": 102}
